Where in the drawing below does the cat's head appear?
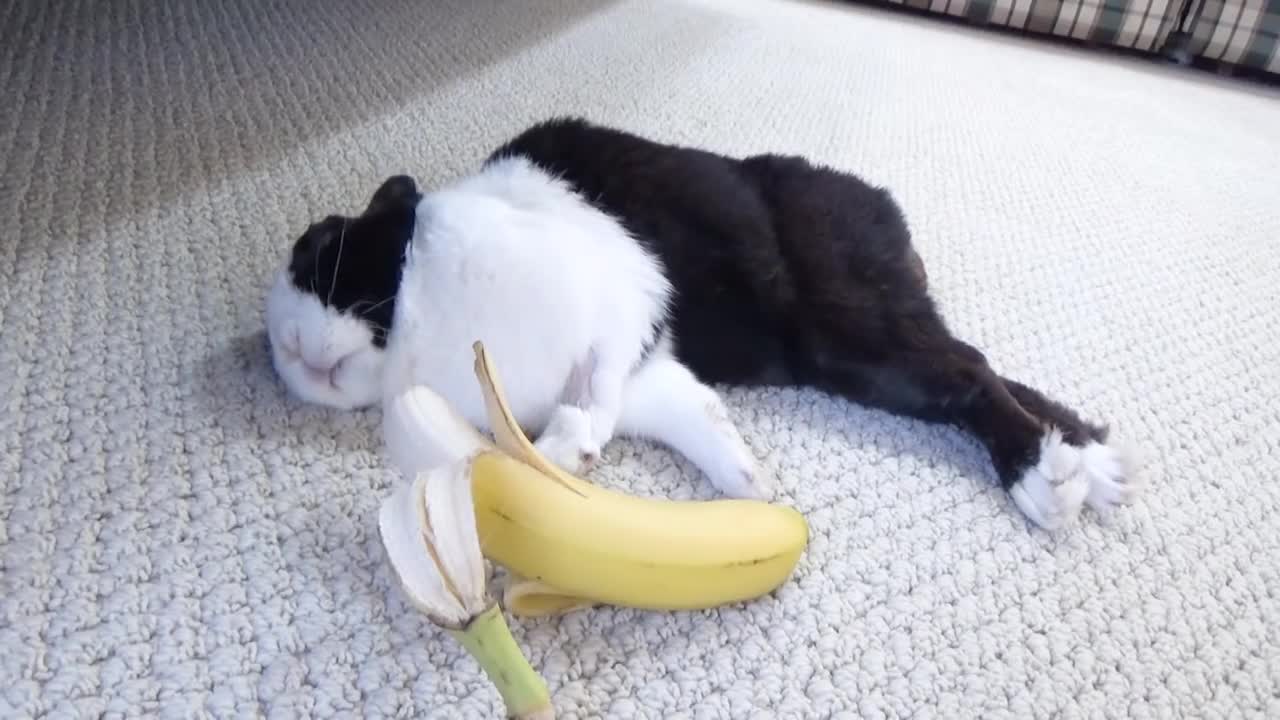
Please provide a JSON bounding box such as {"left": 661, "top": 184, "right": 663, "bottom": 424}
{"left": 264, "top": 175, "right": 421, "bottom": 409}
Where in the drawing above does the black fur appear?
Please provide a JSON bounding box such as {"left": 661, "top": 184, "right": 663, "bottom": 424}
{"left": 488, "top": 117, "right": 1108, "bottom": 490}
{"left": 288, "top": 175, "right": 420, "bottom": 347}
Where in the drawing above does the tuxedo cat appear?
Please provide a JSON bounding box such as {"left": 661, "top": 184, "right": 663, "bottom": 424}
{"left": 264, "top": 117, "right": 1140, "bottom": 530}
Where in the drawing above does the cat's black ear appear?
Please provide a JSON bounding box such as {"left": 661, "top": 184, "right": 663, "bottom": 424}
{"left": 366, "top": 175, "right": 421, "bottom": 215}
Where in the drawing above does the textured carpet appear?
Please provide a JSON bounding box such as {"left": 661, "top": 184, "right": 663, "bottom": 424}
{"left": 3, "top": 0, "right": 1280, "bottom": 717}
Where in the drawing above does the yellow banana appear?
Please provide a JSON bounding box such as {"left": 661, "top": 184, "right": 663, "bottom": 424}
{"left": 392, "top": 342, "right": 809, "bottom": 618}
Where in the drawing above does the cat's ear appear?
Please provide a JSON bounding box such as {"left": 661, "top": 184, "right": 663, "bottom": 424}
{"left": 366, "top": 175, "right": 421, "bottom": 215}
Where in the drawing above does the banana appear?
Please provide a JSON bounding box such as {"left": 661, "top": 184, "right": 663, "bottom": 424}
{"left": 383, "top": 341, "right": 809, "bottom": 618}
{"left": 378, "top": 461, "right": 553, "bottom": 719}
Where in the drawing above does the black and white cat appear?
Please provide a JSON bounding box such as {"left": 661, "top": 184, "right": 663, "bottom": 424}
{"left": 264, "top": 117, "right": 1141, "bottom": 530}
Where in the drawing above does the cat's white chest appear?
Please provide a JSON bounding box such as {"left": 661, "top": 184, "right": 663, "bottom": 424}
{"left": 380, "top": 157, "right": 671, "bottom": 438}
{"left": 382, "top": 231, "right": 595, "bottom": 435}
{"left": 389, "top": 320, "right": 577, "bottom": 436}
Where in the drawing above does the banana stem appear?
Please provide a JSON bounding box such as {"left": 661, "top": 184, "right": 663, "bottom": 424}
{"left": 447, "top": 605, "right": 554, "bottom": 720}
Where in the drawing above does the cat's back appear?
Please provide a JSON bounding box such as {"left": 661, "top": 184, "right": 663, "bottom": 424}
{"left": 486, "top": 117, "right": 757, "bottom": 218}
{"left": 414, "top": 153, "right": 652, "bottom": 268}
{"left": 482, "top": 117, "right": 925, "bottom": 386}
{"left": 486, "top": 117, "right": 779, "bottom": 289}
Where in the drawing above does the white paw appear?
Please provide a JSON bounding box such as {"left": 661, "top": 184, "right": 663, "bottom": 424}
{"left": 534, "top": 406, "right": 599, "bottom": 476}
{"left": 688, "top": 396, "right": 774, "bottom": 500}
{"left": 1009, "top": 430, "right": 1089, "bottom": 531}
{"left": 1081, "top": 440, "right": 1142, "bottom": 513}
{"left": 704, "top": 436, "right": 774, "bottom": 501}
{"left": 535, "top": 431, "right": 600, "bottom": 475}
{"left": 708, "top": 462, "right": 773, "bottom": 500}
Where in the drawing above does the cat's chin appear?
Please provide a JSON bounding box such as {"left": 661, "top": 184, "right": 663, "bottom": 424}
{"left": 270, "top": 338, "right": 382, "bottom": 411}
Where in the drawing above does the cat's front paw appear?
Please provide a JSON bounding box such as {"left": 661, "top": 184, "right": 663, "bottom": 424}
{"left": 536, "top": 434, "right": 600, "bottom": 475}
{"left": 710, "top": 465, "right": 774, "bottom": 501}
{"left": 704, "top": 440, "right": 774, "bottom": 501}
{"left": 534, "top": 406, "right": 600, "bottom": 476}
{"left": 691, "top": 399, "right": 774, "bottom": 501}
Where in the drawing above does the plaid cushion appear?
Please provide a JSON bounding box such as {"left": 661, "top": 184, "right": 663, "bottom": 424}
{"left": 1185, "top": 0, "right": 1280, "bottom": 73}
{"left": 874, "top": 0, "right": 1280, "bottom": 75}
{"left": 880, "top": 0, "right": 1180, "bottom": 50}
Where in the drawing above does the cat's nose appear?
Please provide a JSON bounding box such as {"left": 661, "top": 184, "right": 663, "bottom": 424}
{"left": 302, "top": 356, "right": 332, "bottom": 384}
{"left": 300, "top": 356, "right": 334, "bottom": 384}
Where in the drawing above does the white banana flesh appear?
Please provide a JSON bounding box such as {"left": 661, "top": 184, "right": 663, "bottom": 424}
{"left": 377, "top": 458, "right": 553, "bottom": 719}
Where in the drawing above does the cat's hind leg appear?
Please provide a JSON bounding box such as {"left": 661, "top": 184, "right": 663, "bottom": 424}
{"left": 811, "top": 338, "right": 1098, "bottom": 530}
{"left": 615, "top": 353, "right": 772, "bottom": 500}
{"left": 1000, "top": 376, "right": 1142, "bottom": 516}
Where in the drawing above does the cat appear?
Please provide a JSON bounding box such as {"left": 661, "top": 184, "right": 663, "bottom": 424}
{"left": 263, "top": 117, "right": 1140, "bottom": 529}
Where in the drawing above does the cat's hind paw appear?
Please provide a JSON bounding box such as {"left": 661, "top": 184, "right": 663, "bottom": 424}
{"left": 1082, "top": 439, "right": 1142, "bottom": 513}
{"left": 1009, "top": 429, "right": 1089, "bottom": 531}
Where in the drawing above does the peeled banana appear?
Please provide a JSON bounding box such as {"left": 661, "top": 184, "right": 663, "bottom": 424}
{"left": 378, "top": 461, "right": 553, "bottom": 719}
{"left": 382, "top": 341, "right": 810, "bottom": 618}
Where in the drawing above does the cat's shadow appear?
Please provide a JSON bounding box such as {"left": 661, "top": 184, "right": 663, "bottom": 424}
{"left": 194, "top": 330, "right": 385, "bottom": 457}
{"left": 194, "top": 331, "right": 1000, "bottom": 512}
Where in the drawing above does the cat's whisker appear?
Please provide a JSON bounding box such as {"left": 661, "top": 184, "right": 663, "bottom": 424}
{"left": 312, "top": 232, "right": 321, "bottom": 294}
{"left": 359, "top": 294, "right": 396, "bottom": 314}
{"left": 327, "top": 218, "right": 347, "bottom": 306}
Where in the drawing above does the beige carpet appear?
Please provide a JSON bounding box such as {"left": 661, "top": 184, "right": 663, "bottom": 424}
{"left": 4, "top": 0, "right": 1280, "bottom": 717}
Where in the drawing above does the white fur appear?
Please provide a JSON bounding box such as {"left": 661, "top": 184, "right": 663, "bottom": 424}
{"left": 1081, "top": 440, "right": 1142, "bottom": 513}
{"left": 266, "top": 156, "right": 769, "bottom": 499}
{"left": 616, "top": 352, "right": 769, "bottom": 499}
{"left": 1009, "top": 430, "right": 1143, "bottom": 530}
{"left": 1008, "top": 429, "right": 1089, "bottom": 531}
{"left": 264, "top": 270, "right": 385, "bottom": 410}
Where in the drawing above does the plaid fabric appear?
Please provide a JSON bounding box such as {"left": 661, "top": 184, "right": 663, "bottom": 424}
{"left": 881, "top": 0, "right": 1180, "bottom": 50}
{"left": 1184, "top": 0, "right": 1280, "bottom": 73}
{"left": 875, "top": 0, "right": 1280, "bottom": 75}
